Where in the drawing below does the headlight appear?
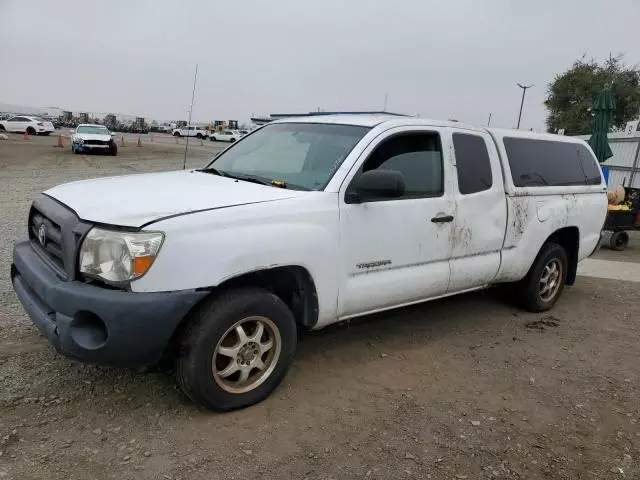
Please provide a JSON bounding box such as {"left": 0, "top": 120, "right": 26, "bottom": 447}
{"left": 79, "top": 228, "right": 164, "bottom": 284}
{"left": 75, "top": 137, "right": 84, "bottom": 144}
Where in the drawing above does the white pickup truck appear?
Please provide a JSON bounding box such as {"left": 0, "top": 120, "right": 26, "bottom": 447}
{"left": 11, "top": 115, "right": 607, "bottom": 411}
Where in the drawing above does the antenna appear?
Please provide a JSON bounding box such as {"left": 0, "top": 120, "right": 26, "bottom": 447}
{"left": 183, "top": 64, "right": 199, "bottom": 170}
{"left": 383, "top": 93, "right": 388, "bottom": 112}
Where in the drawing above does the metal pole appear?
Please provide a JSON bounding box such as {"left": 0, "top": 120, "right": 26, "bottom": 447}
{"left": 183, "top": 64, "right": 199, "bottom": 170}
{"left": 516, "top": 83, "right": 533, "bottom": 129}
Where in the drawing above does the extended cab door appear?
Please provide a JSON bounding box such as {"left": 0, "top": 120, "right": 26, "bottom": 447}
{"left": 338, "top": 127, "right": 456, "bottom": 318}
{"left": 447, "top": 129, "right": 507, "bottom": 291}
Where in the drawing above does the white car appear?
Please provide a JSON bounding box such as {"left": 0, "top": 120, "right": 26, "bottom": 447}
{"left": 209, "top": 130, "right": 241, "bottom": 142}
{"left": 71, "top": 124, "right": 117, "bottom": 156}
{"left": 11, "top": 115, "right": 607, "bottom": 411}
{"left": 0, "top": 115, "right": 55, "bottom": 135}
{"left": 172, "top": 126, "right": 207, "bottom": 138}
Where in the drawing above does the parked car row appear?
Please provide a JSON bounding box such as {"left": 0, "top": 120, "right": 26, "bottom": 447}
{"left": 171, "top": 126, "right": 247, "bottom": 142}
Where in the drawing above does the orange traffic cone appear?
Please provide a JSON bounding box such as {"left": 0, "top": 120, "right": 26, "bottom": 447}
{"left": 23, "top": 131, "right": 29, "bottom": 140}
{"left": 54, "top": 134, "right": 64, "bottom": 147}
{"left": 136, "top": 135, "right": 142, "bottom": 147}
{"left": 120, "top": 136, "right": 125, "bottom": 147}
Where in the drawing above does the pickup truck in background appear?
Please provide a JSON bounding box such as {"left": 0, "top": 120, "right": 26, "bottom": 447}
{"left": 11, "top": 114, "right": 607, "bottom": 411}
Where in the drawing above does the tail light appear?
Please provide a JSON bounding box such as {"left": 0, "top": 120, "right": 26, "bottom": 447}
{"left": 37, "top": 122, "right": 44, "bottom": 126}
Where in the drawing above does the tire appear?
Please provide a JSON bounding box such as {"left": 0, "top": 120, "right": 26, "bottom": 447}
{"left": 173, "top": 131, "right": 180, "bottom": 137}
{"left": 210, "top": 136, "right": 216, "bottom": 142}
{"left": 0, "top": 125, "right": 5, "bottom": 132}
{"left": 517, "top": 242, "right": 568, "bottom": 313}
{"left": 610, "top": 231, "right": 629, "bottom": 251}
{"left": 109, "top": 142, "right": 118, "bottom": 156}
{"left": 230, "top": 138, "right": 236, "bottom": 143}
{"left": 196, "top": 133, "right": 203, "bottom": 139}
{"left": 26, "top": 127, "right": 36, "bottom": 135}
{"left": 72, "top": 145, "right": 79, "bottom": 154}
{"left": 177, "top": 288, "right": 297, "bottom": 411}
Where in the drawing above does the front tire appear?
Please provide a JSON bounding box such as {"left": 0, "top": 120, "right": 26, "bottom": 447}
{"left": 230, "top": 138, "right": 236, "bottom": 143}
{"left": 109, "top": 141, "right": 118, "bottom": 156}
{"left": 210, "top": 136, "right": 216, "bottom": 142}
{"left": 177, "top": 288, "right": 297, "bottom": 411}
{"left": 196, "top": 133, "right": 203, "bottom": 139}
{"left": 517, "top": 242, "right": 568, "bottom": 312}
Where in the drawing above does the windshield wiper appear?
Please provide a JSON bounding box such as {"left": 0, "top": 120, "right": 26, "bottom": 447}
{"left": 198, "top": 167, "right": 229, "bottom": 177}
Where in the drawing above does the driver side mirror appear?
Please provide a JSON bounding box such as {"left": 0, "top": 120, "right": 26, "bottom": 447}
{"left": 346, "top": 170, "right": 406, "bottom": 204}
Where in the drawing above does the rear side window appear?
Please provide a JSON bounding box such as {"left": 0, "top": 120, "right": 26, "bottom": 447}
{"left": 452, "top": 133, "right": 493, "bottom": 194}
{"left": 504, "top": 137, "right": 601, "bottom": 187}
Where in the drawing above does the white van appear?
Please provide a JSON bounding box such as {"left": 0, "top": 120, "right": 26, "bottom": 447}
{"left": 11, "top": 115, "right": 607, "bottom": 411}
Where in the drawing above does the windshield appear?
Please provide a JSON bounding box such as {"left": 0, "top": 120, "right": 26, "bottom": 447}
{"left": 206, "top": 123, "right": 370, "bottom": 190}
{"left": 77, "top": 126, "right": 109, "bottom": 135}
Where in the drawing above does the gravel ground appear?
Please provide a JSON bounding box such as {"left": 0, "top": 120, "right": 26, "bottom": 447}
{"left": 1, "top": 134, "right": 639, "bottom": 479}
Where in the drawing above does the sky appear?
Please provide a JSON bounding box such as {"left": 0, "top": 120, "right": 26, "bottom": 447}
{"left": 1, "top": 0, "right": 639, "bottom": 130}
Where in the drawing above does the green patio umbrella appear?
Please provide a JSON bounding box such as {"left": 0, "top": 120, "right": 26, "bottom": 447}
{"left": 588, "top": 88, "right": 616, "bottom": 163}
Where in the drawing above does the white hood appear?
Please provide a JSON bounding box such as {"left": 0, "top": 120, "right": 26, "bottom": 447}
{"left": 45, "top": 170, "right": 306, "bottom": 227}
{"left": 74, "top": 133, "right": 112, "bottom": 142}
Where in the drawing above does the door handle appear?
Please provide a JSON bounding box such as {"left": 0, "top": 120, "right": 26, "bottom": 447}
{"left": 431, "top": 215, "right": 454, "bottom": 223}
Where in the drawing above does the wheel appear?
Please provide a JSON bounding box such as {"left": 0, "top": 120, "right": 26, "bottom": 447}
{"left": 72, "top": 145, "right": 79, "bottom": 154}
{"left": 26, "top": 127, "right": 36, "bottom": 135}
{"left": 0, "top": 125, "right": 6, "bottom": 132}
{"left": 177, "top": 288, "right": 297, "bottom": 411}
{"left": 210, "top": 136, "right": 216, "bottom": 142}
{"left": 517, "top": 242, "right": 568, "bottom": 312}
{"left": 610, "top": 231, "right": 629, "bottom": 251}
{"left": 173, "top": 131, "right": 180, "bottom": 137}
{"left": 196, "top": 133, "right": 203, "bottom": 139}
{"left": 108, "top": 141, "right": 118, "bottom": 156}
{"left": 230, "top": 138, "right": 236, "bottom": 143}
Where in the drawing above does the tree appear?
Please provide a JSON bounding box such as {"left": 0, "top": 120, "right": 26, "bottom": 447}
{"left": 545, "top": 55, "right": 640, "bottom": 135}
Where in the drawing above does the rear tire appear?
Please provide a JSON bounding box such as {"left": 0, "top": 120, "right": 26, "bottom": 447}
{"left": 210, "top": 136, "right": 216, "bottom": 142}
{"left": 230, "top": 138, "right": 236, "bottom": 143}
{"left": 26, "top": 127, "right": 36, "bottom": 135}
{"left": 517, "top": 242, "right": 568, "bottom": 313}
{"left": 196, "top": 133, "right": 203, "bottom": 139}
{"left": 177, "top": 288, "right": 297, "bottom": 411}
{"left": 0, "top": 125, "right": 5, "bottom": 132}
{"left": 610, "top": 231, "right": 629, "bottom": 251}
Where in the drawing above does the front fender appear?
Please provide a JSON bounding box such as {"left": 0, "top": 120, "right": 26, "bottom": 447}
{"left": 131, "top": 194, "right": 340, "bottom": 325}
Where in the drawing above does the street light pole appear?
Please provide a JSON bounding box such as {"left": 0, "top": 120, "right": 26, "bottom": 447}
{"left": 516, "top": 83, "right": 533, "bottom": 129}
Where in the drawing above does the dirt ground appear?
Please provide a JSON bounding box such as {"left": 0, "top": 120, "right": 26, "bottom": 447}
{"left": 1, "top": 135, "right": 639, "bottom": 480}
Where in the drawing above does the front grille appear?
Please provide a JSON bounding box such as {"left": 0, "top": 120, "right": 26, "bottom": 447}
{"left": 30, "top": 210, "right": 65, "bottom": 273}
{"left": 84, "top": 140, "right": 108, "bottom": 146}
{"left": 27, "top": 195, "right": 93, "bottom": 281}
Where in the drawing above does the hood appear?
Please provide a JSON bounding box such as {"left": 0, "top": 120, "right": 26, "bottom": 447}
{"left": 45, "top": 170, "right": 307, "bottom": 227}
{"left": 74, "top": 133, "right": 112, "bottom": 141}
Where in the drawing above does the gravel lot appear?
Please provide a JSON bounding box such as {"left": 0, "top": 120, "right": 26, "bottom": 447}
{"left": 1, "top": 134, "right": 639, "bottom": 479}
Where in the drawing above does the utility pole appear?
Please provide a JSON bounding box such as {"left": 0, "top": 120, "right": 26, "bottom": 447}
{"left": 183, "top": 63, "right": 199, "bottom": 170}
{"left": 516, "top": 83, "right": 533, "bottom": 129}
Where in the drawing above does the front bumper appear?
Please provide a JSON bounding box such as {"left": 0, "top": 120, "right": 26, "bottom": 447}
{"left": 11, "top": 240, "right": 208, "bottom": 367}
{"left": 73, "top": 142, "right": 110, "bottom": 150}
